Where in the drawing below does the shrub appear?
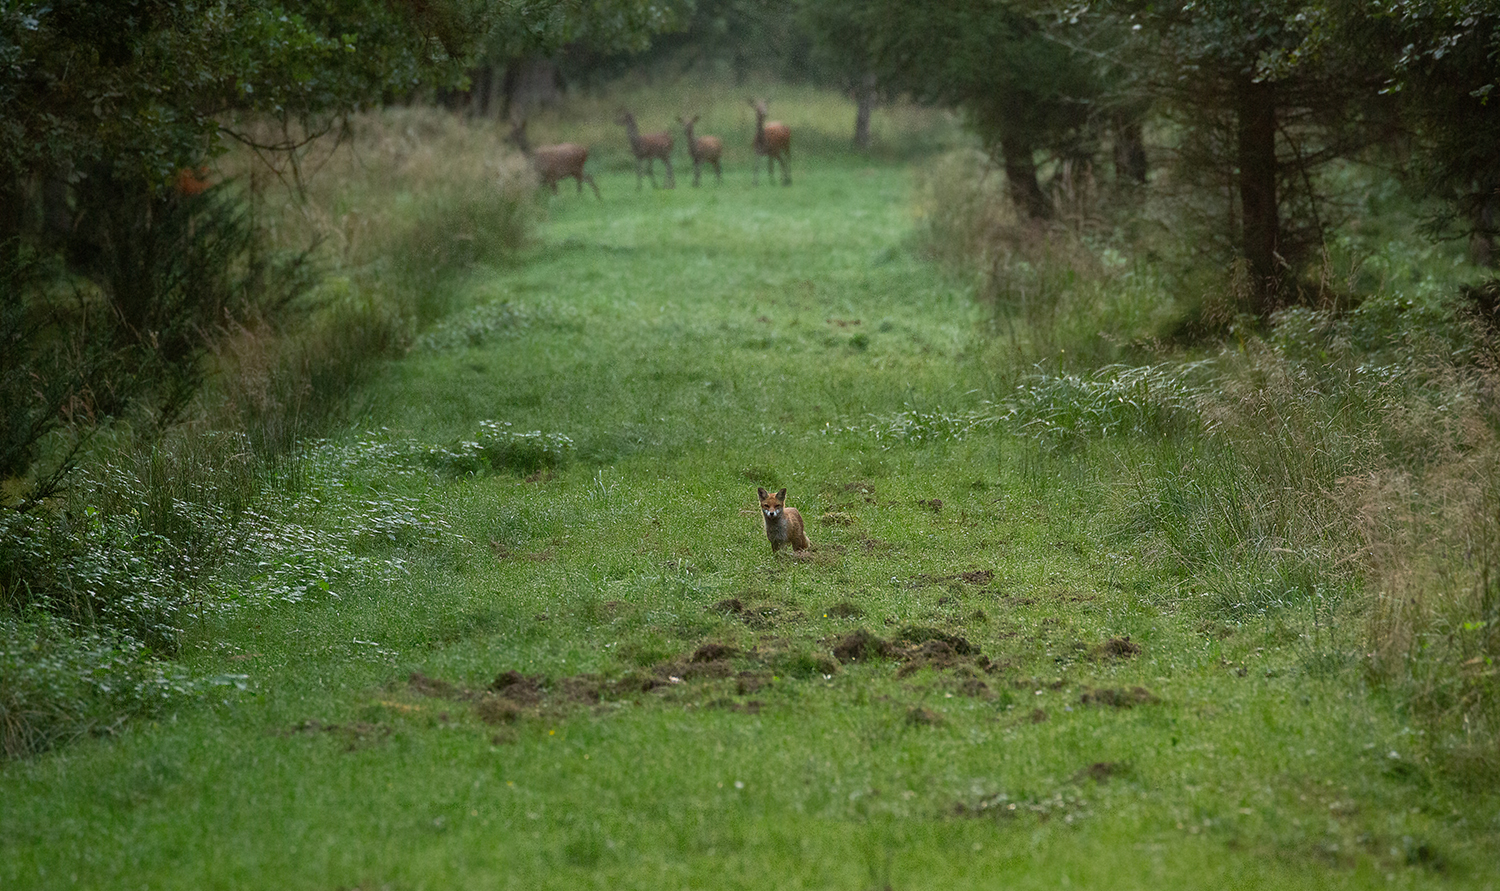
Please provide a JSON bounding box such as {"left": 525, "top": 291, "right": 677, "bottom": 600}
{"left": 0, "top": 612, "right": 210, "bottom": 759}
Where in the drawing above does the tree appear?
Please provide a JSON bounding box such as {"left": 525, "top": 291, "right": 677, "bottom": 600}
{"left": 460, "top": 0, "right": 694, "bottom": 120}
{"left": 1298, "top": 2, "right": 1500, "bottom": 265}
{"left": 1111, "top": 0, "right": 1388, "bottom": 313}
{"left": 0, "top": 0, "right": 493, "bottom": 502}
{"left": 858, "top": 0, "right": 1107, "bottom": 219}
{"left": 797, "top": 0, "right": 884, "bottom": 149}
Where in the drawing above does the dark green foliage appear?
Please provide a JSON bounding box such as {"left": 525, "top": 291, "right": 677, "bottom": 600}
{"left": 1108, "top": 0, "right": 1393, "bottom": 310}
{"left": 859, "top": 0, "right": 1107, "bottom": 218}
{"left": 1, "top": 184, "right": 312, "bottom": 507}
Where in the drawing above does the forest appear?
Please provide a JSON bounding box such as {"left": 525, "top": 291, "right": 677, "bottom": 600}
{"left": 3, "top": 0, "right": 1499, "bottom": 886}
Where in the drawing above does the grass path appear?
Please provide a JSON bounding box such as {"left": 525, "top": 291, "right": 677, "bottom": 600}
{"left": 3, "top": 159, "right": 1496, "bottom": 890}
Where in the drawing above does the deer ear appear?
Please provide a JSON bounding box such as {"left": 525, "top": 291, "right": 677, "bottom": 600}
{"left": 757, "top": 487, "right": 768, "bottom": 499}
{"left": 776, "top": 488, "right": 787, "bottom": 501}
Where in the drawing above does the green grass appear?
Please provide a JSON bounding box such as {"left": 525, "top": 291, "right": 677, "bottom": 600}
{"left": 3, "top": 132, "right": 1498, "bottom": 889}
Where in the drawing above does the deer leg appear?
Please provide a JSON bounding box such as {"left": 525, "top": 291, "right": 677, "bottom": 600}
{"left": 664, "top": 157, "right": 675, "bottom": 188}
{"left": 713, "top": 160, "right": 722, "bottom": 184}
{"left": 583, "top": 172, "right": 601, "bottom": 199}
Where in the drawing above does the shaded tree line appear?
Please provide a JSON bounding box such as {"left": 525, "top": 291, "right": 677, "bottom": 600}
{"left": 0, "top": 0, "right": 498, "bottom": 506}
{"left": 788, "top": 0, "right": 1500, "bottom": 312}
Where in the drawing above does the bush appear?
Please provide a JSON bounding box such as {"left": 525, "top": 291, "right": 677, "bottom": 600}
{"left": 0, "top": 613, "right": 209, "bottom": 759}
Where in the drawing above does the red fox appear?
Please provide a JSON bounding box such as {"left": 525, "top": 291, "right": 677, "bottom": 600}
{"left": 757, "top": 487, "right": 810, "bottom": 553}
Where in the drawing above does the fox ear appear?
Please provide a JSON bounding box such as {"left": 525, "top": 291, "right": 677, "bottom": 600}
{"left": 757, "top": 487, "right": 768, "bottom": 499}
{"left": 776, "top": 488, "right": 787, "bottom": 501}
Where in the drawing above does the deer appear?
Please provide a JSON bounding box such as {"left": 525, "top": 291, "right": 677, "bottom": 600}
{"left": 749, "top": 99, "right": 791, "bottom": 186}
{"left": 615, "top": 111, "right": 675, "bottom": 190}
{"left": 509, "top": 118, "right": 600, "bottom": 199}
{"left": 676, "top": 115, "right": 723, "bottom": 187}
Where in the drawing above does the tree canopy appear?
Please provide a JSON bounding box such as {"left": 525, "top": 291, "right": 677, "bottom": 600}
{"left": 854, "top": 0, "right": 1108, "bottom": 218}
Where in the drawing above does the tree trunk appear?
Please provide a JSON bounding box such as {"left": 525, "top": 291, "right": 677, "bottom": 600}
{"left": 1112, "top": 117, "right": 1148, "bottom": 185}
{"left": 999, "top": 134, "right": 1052, "bottom": 220}
{"left": 502, "top": 58, "right": 562, "bottom": 122}
{"left": 1470, "top": 192, "right": 1499, "bottom": 267}
{"left": 1236, "top": 76, "right": 1279, "bottom": 313}
{"left": 852, "top": 73, "right": 877, "bottom": 150}
{"left": 469, "top": 64, "right": 494, "bottom": 118}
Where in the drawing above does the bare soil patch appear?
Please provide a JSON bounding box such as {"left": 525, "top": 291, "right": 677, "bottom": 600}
{"left": 905, "top": 706, "right": 944, "bottom": 726}
{"left": 832, "top": 628, "right": 896, "bottom": 663}
{"left": 826, "top": 601, "right": 865, "bottom": 619}
{"left": 1072, "top": 761, "right": 1128, "bottom": 783}
{"left": 1091, "top": 636, "right": 1142, "bottom": 661}
{"left": 894, "top": 625, "right": 980, "bottom": 654}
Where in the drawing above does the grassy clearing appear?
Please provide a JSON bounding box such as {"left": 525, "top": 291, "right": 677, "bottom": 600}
{"left": 3, "top": 89, "right": 1499, "bottom": 889}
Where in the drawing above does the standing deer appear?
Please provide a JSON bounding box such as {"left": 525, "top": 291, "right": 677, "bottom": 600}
{"left": 510, "top": 118, "right": 600, "bottom": 199}
{"left": 676, "top": 115, "right": 723, "bottom": 187}
{"left": 615, "top": 112, "right": 675, "bottom": 190}
{"left": 749, "top": 99, "right": 791, "bottom": 186}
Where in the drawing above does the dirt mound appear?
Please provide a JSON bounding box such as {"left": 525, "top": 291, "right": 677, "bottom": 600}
{"left": 957, "top": 678, "right": 993, "bottom": 699}
{"left": 735, "top": 671, "right": 771, "bottom": 695}
{"left": 896, "top": 639, "right": 965, "bottom": 676}
{"left": 712, "top": 597, "right": 745, "bottom": 614}
{"left": 1092, "top": 636, "right": 1142, "bottom": 661}
{"left": 905, "top": 706, "right": 944, "bottom": 726}
{"left": 556, "top": 675, "right": 603, "bottom": 704}
{"left": 1072, "top": 761, "right": 1128, "bottom": 783}
{"left": 1079, "top": 686, "right": 1158, "bottom": 708}
{"left": 826, "top": 601, "right": 865, "bottom": 619}
{"left": 708, "top": 698, "right": 763, "bottom": 714}
{"left": 832, "top": 628, "right": 895, "bottom": 663}
{"left": 894, "top": 625, "right": 979, "bottom": 655}
{"left": 691, "top": 642, "right": 739, "bottom": 662}
{"left": 408, "top": 671, "right": 461, "bottom": 699}
{"left": 489, "top": 670, "right": 546, "bottom": 704}
{"left": 476, "top": 696, "right": 525, "bottom": 724}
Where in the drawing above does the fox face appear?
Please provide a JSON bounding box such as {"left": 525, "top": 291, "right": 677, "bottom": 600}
{"left": 758, "top": 486, "right": 787, "bottom": 519}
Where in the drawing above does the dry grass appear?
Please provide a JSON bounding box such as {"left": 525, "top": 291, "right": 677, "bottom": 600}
{"left": 200, "top": 107, "right": 536, "bottom": 451}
